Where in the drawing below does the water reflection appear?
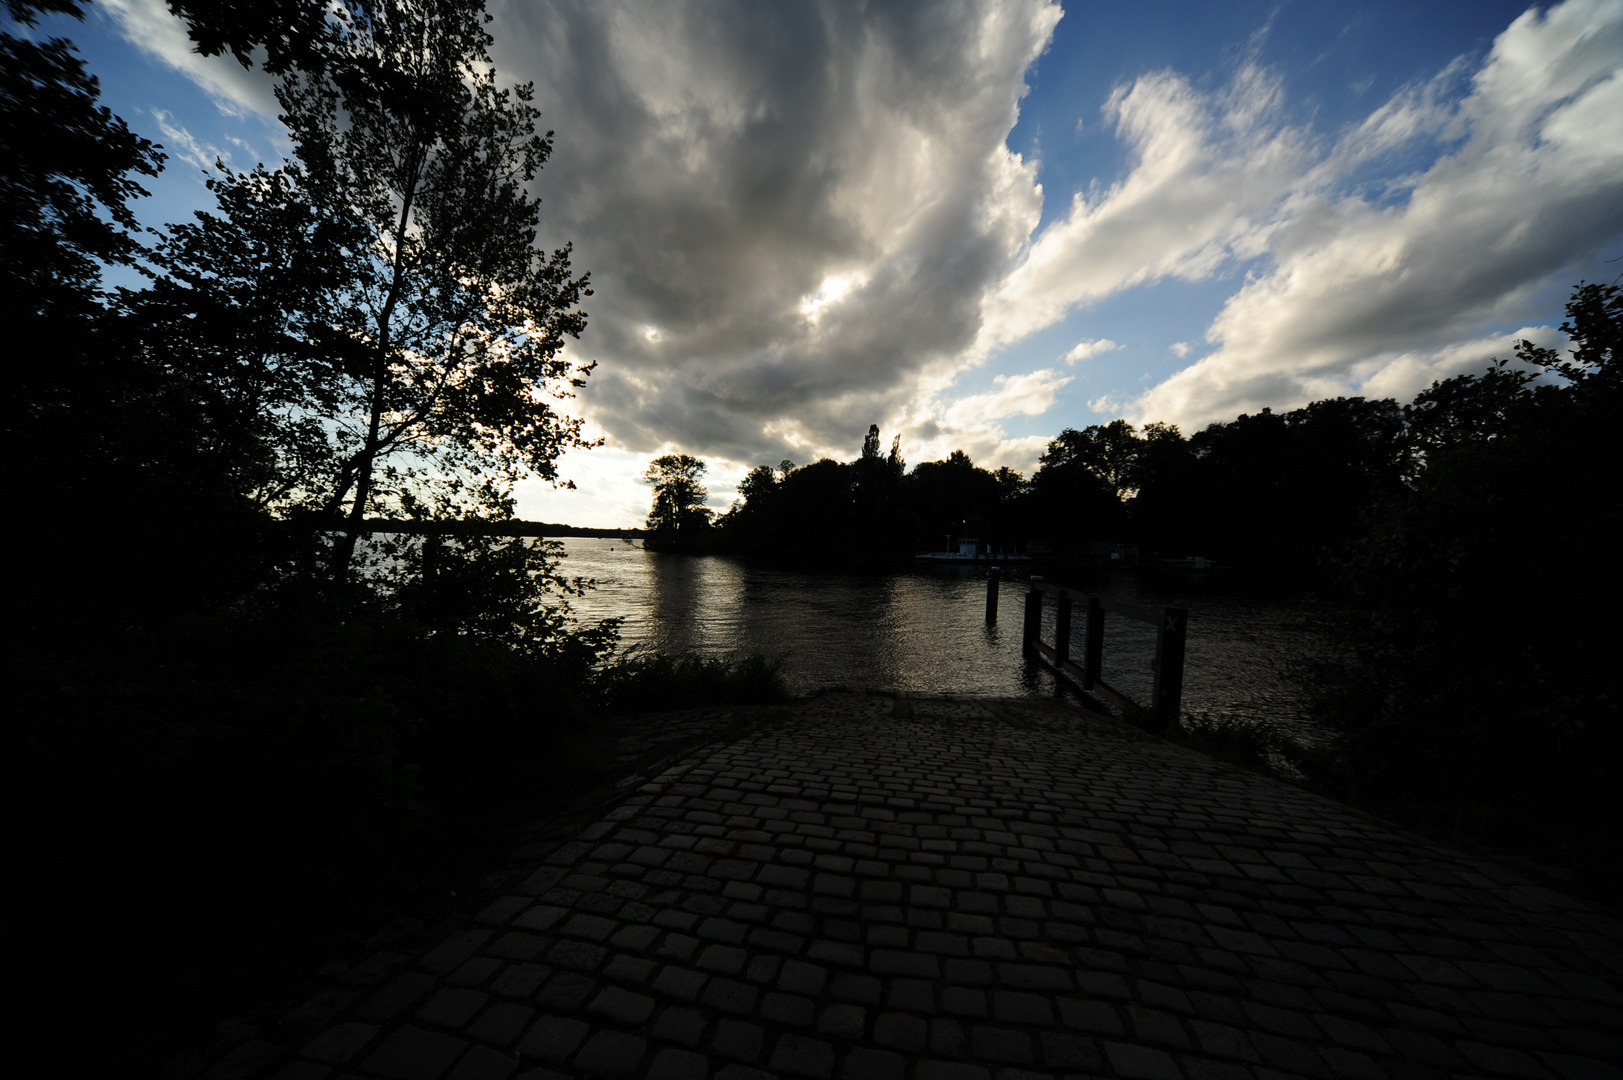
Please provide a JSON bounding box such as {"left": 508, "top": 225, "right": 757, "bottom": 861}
{"left": 560, "top": 538, "right": 1329, "bottom": 734}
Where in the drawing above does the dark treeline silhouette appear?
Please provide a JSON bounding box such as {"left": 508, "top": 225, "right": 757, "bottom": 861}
{"left": 1304, "top": 282, "right": 1621, "bottom": 889}
{"left": 693, "top": 397, "right": 1407, "bottom": 575}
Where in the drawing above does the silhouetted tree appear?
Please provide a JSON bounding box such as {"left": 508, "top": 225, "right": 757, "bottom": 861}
{"left": 1183, "top": 397, "right": 1405, "bottom": 575}
{"left": 716, "top": 427, "right": 908, "bottom": 558}
{"left": 1129, "top": 422, "right": 1201, "bottom": 553}
{"left": 150, "top": 0, "right": 594, "bottom": 582}
{"left": 1040, "top": 420, "right": 1143, "bottom": 498}
{"left": 8, "top": 5, "right": 622, "bottom": 1074}
{"left": 2, "top": 1, "right": 221, "bottom": 629}
{"left": 2, "top": 1, "right": 163, "bottom": 330}
{"left": 905, "top": 450, "right": 1004, "bottom": 549}
{"left": 644, "top": 454, "right": 712, "bottom": 541}
{"left": 1312, "top": 280, "right": 1621, "bottom": 879}
{"left": 851, "top": 424, "right": 907, "bottom": 552}
{"left": 1402, "top": 359, "right": 1538, "bottom": 472}
{"left": 776, "top": 458, "right": 853, "bottom": 548}
{"left": 1026, "top": 437, "right": 1128, "bottom": 550}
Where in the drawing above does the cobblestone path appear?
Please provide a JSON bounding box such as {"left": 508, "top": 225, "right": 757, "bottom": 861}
{"left": 257, "top": 693, "right": 1622, "bottom": 1080}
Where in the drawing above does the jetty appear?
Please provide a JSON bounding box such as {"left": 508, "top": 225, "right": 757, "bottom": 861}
{"left": 191, "top": 692, "right": 1623, "bottom": 1080}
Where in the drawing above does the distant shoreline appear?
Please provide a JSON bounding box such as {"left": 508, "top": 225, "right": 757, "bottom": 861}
{"left": 354, "top": 518, "right": 648, "bottom": 539}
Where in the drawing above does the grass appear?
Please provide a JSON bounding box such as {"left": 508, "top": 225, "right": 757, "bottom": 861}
{"left": 1162, "top": 710, "right": 1301, "bottom": 778}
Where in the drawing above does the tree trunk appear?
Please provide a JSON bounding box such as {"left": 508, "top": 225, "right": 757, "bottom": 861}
{"left": 327, "top": 145, "right": 424, "bottom": 584}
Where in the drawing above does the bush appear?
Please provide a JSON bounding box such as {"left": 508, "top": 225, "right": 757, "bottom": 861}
{"left": 595, "top": 651, "right": 791, "bottom": 714}
{"left": 1164, "top": 711, "right": 1299, "bottom": 778}
{"left": 1298, "top": 283, "right": 1622, "bottom": 889}
{"left": 7, "top": 592, "right": 613, "bottom": 1069}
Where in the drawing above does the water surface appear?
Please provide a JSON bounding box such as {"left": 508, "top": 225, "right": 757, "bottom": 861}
{"left": 557, "top": 538, "right": 1331, "bottom": 737}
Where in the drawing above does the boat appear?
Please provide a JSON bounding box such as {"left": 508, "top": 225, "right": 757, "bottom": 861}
{"left": 915, "top": 537, "right": 1033, "bottom": 562}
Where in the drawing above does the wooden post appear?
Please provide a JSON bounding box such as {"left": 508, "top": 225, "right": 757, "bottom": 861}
{"left": 1023, "top": 576, "right": 1044, "bottom": 653}
{"left": 1083, "top": 596, "right": 1104, "bottom": 690}
{"left": 1054, "top": 590, "right": 1072, "bottom": 666}
{"left": 1151, "top": 606, "right": 1188, "bottom": 732}
{"left": 985, "top": 566, "right": 1000, "bottom": 625}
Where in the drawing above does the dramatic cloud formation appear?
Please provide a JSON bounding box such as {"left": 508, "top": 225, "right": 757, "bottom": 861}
{"left": 491, "top": 0, "right": 1062, "bottom": 467}
{"left": 97, "top": 0, "right": 1623, "bottom": 522}
{"left": 997, "top": 0, "right": 1623, "bottom": 428}
{"left": 977, "top": 64, "right": 1312, "bottom": 353}
{"left": 1136, "top": 0, "right": 1623, "bottom": 425}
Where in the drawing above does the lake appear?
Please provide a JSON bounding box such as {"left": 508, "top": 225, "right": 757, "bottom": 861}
{"left": 555, "top": 537, "right": 1333, "bottom": 738}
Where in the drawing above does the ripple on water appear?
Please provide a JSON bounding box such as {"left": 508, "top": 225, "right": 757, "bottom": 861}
{"left": 556, "top": 538, "right": 1336, "bottom": 738}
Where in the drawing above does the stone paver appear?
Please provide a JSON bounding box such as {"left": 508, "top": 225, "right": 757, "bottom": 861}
{"left": 262, "top": 693, "right": 1623, "bottom": 1080}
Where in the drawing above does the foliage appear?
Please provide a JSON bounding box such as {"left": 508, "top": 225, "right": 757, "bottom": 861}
{"left": 1, "top": 4, "right": 278, "bottom": 633}
{"left": 853, "top": 424, "right": 907, "bottom": 545}
{"left": 4, "top": 2, "right": 633, "bottom": 1069}
{"left": 905, "top": 449, "right": 1004, "bottom": 547}
{"left": 644, "top": 453, "right": 713, "bottom": 542}
{"left": 595, "top": 652, "right": 791, "bottom": 714}
{"left": 1305, "top": 280, "right": 1622, "bottom": 887}
{"left": 1039, "top": 420, "right": 1143, "bottom": 498}
{"left": 1, "top": 3, "right": 164, "bottom": 321}
{"left": 714, "top": 427, "right": 910, "bottom": 558}
{"left": 375, "top": 532, "right": 620, "bottom": 661}
{"left": 1024, "top": 433, "right": 1130, "bottom": 550}
{"left": 1173, "top": 397, "right": 1407, "bottom": 575}
{"left": 1164, "top": 711, "right": 1299, "bottom": 778}
{"left": 149, "top": 0, "right": 596, "bottom": 582}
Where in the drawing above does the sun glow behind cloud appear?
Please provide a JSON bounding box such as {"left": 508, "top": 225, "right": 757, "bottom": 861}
{"left": 799, "top": 272, "right": 869, "bottom": 324}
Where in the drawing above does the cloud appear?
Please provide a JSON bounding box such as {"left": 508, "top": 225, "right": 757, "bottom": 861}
{"left": 100, "top": 0, "right": 281, "bottom": 117}
{"left": 1063, "top": 338, "right": 1122, "bottom": 363}
{"left": 852, "top": 367, "right": 1069, "bottom": 480}
{"left": 148, "top": 109, "right": 232, "bottom": 172}
{"left": 942, "top": 368, "right": 1071, "bottom": 427}
{"left": 101, "top": 0, "right": 1623, "bottom": 513}
{"left": 976, "top": 63, "right": 1314, "bottom": 352}
{"left": 1128, "top": 0, "right": 1623, "bottom": 427}
{"left": 488, "top": 0, "right": 1062, "bottom": 468}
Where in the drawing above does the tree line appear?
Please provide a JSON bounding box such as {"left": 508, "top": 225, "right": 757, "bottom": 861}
{"left": 639, "top": 386, "right": 1460, "bottom": 576}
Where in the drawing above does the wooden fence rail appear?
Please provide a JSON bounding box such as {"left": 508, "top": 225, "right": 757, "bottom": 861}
{"left": 997, "top": 574, "right": 1187, "bottom": 732}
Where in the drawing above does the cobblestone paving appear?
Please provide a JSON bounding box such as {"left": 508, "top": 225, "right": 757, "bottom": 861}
{"left": 262, "top": 693, "right": 1623, "bottom": 1080}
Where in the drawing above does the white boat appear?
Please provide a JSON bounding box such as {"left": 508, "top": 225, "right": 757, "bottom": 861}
{"left": 915, "top": 537, "right": 1033, "bottom": 562}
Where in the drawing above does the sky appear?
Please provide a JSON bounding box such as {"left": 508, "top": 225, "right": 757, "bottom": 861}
{"left": 32, "top": 0, "right": 1623, "bottom": 526}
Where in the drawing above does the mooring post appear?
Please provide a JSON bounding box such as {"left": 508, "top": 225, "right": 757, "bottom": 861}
{"left": 1054, "top": 589, "right": 1072, "bottom": 666}
{"left": 1151, "top": 605, "right": 1188, "bottom": 732}
{"left": 1023, "top": 576, "right": 1044, "bottom": 653}
{"left": 1083, "top": 596, "right": 1104, "bottom": 690}
{"left": 985, "top": 566, "right": 1000, "bottom": 625}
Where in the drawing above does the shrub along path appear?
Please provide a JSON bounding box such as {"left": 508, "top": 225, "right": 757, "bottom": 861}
{"left": 209, "top": 693, "right": 1622, "bottom": 1080}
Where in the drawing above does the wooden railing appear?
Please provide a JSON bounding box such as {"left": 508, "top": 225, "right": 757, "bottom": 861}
{"left": 1002, "top": 574, "right": 1188, "bottom": 732}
